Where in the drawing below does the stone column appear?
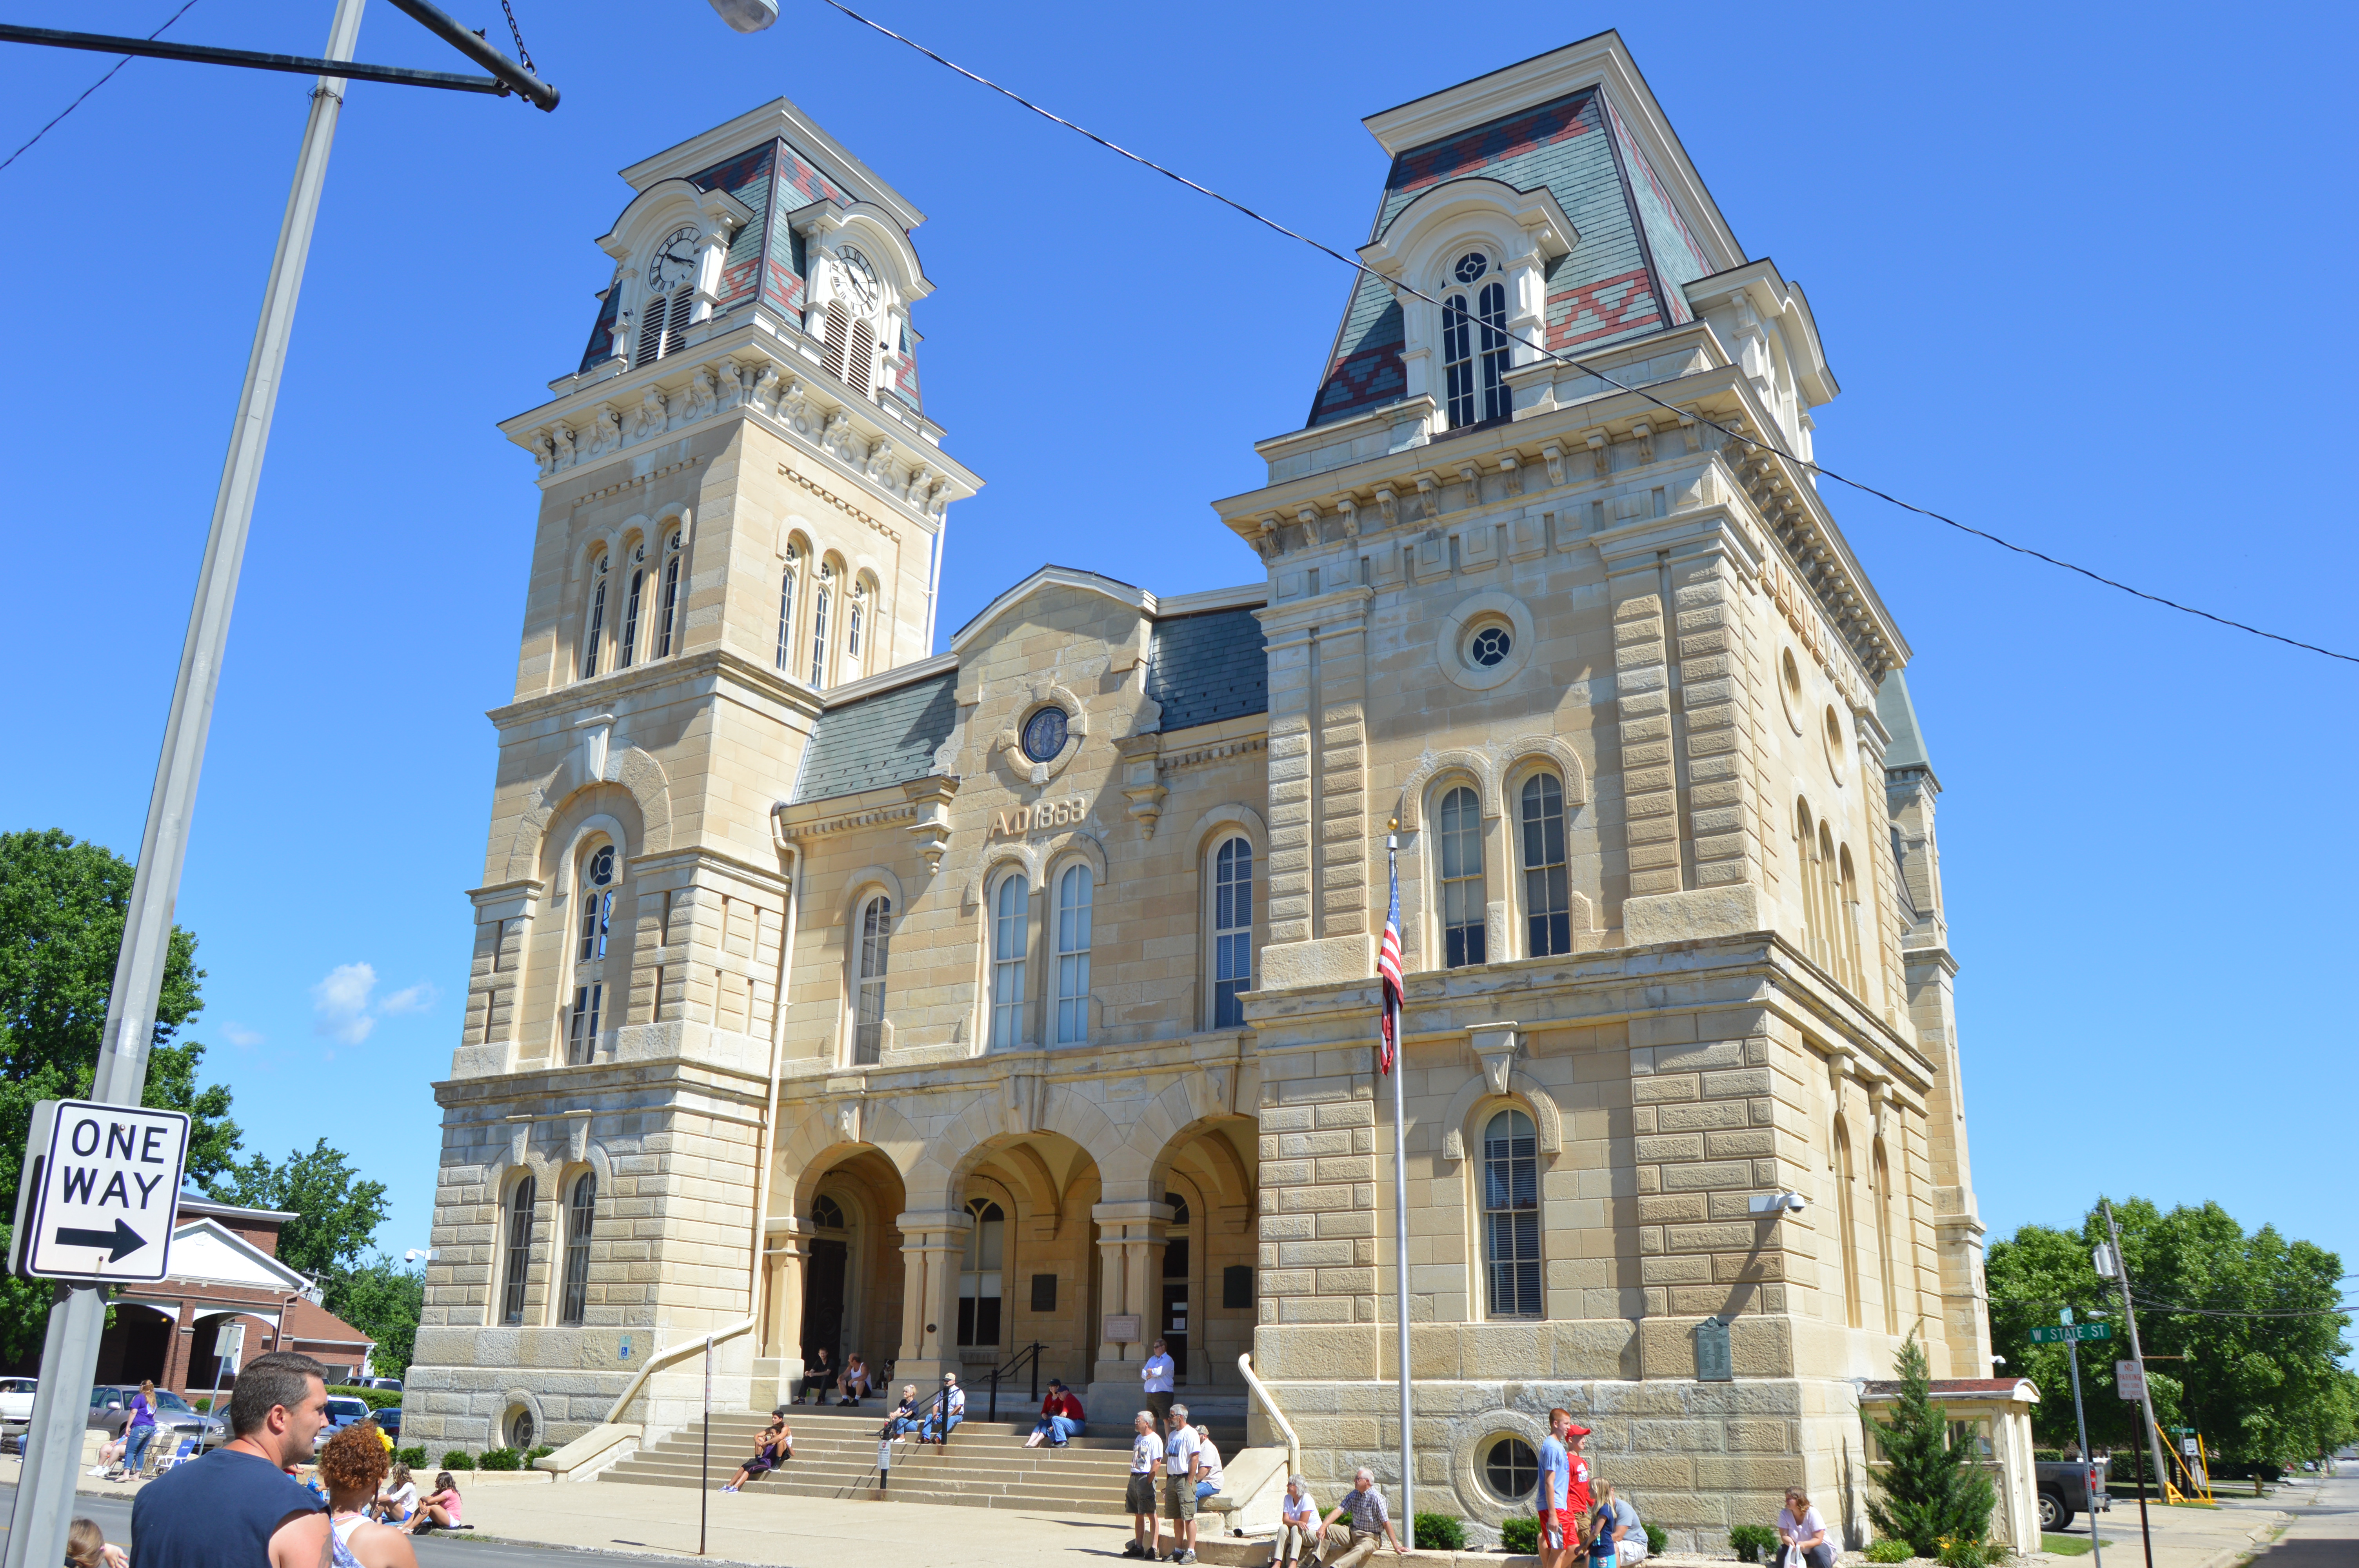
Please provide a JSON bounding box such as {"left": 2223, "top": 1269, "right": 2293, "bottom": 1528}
{"left": 755, "top": 1221, "right": 810, "bottom": 1406}
{"left": 892, "top": 1208, "right": 971, "bottom": 1387}
{"left": 1087, "top": 1199, "right": 1171, "bottom": 1405}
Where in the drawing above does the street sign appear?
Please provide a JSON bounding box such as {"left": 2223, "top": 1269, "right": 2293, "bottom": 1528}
{"left": 9, "top": 1100, "right": 188, "bottom": 1283}
{"left": 2115, "top": 1360, "right": 2145, "bottom": 1401}
{"left": 2029, "top": 1322, "right": 2114, "bottom": 1343}
{"left": 214, "top": 1323, "right": 245, "bottom": 1366}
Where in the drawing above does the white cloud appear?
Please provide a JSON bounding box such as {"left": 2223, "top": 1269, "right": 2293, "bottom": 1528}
{"left": 379, "top": 983, "right": 437, "bottom": 1016}
{"left": 311, "top": 962, "right": 378, "bottom": 1045}
{"left": 220, "top": 1022, "right": 265, "bottom": 1049}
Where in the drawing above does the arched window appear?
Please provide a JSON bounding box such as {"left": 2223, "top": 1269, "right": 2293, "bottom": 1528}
{"left": 1838, "top": 845, "right": 1865, "bottom": 995}
{"left": 580, "top": 553, "right": 609, "bottom": 680}
{"left": 989, "top": 874, "right": 1029, "bottom": 1048}
{"left": 809, "top": 562, "right": 833, "bottom": 688}
{"left": 1818, "top": 824, "right": 1841, "bottom": 981}
{"left": 811, "top": 1193, "right": 846, "bottom": 1229}
{"left": 956, "top": 1198, "right": 1005, "bottom": 1347}
{"left": 1436, "top": 785, "right": 1486, "bottom": 968}
{"left": 775, "top": 545, "right": 799, "bottom": 671}
{"left": 1209, "top": 837, "right": 1254, "bottom": 1029}
{"left": 1476, "top": 279, "right": 1510, "bottom": 421}
{"left": 845, "top": 579, "right": 867, "bottom": 676}
{"left": 852, "top": 893, "right": 891, "bottom": 1065}
{"left": 1834, "top": 1116, "right": 1863, "bottom": 1329}
{"left": 567, "top": 844, "right": 617, "bottom": 1066}
{"left": 1439, "top": 252, "right": 1510, "bottom": 428}
{"left": 1054, "top": 865, "right": 1092, "bottom": 1044}
{"left": 559, "top": 1171, "right": 595, "bottom": 1326}
{"left": 500, "top": 1174, "right": 536, "bottom": 1327}
{"left": 655, "top": 530, "right": 683, "bottom": 658}
{"left": 617, "top": 541, "right": 646, "bottom": 670}
{"left": 1519, "top": 773, "right": 1570, "bottom": 958}
{"left": 1796, "top": 801, "right": 1824, "bottom": 967}
{"left": 1481, "top": 1108, "right": 1541, "bottom": 1319}
{"left": 1873, "top": 1138, "right": 1899, "bottom": 1336}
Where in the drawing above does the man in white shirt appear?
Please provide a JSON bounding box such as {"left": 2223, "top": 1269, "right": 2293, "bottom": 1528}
{"left": 1162, "top": 1402, "right": 1203, "bottom": 1564}
{"left": 1124, "top": 1411, "right": 1166, "bottom": 1560}
{"left": 922, "top": 1374, "right": 964, "bottom": 1445}
{"left": 1141, "top": 1338, "right": 1177, "bottom": 1429}
{"left": 1192, "top": 1425, "right": 1224, "bottom": 1504}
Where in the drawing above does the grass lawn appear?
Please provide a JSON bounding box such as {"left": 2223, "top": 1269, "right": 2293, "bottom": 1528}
{"left": 2042, "top": 1534, "right": 2107, "bottom": 1556}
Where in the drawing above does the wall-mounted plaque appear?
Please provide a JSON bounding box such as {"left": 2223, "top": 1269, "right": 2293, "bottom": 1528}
{"left": 1695, "top": 1316, "right": 1733, "bottom": 1382}
{"left": 1103, "top": 1313, "right": 1142, "bottom": 1343}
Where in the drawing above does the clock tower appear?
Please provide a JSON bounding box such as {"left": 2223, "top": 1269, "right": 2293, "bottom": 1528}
{"left": 404, "top": 97, "right": 981, "bottom": 1454}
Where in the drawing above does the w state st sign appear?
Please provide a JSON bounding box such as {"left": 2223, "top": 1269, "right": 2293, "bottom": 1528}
{"left": 8, "top": 1100, "right": 189, "bottom": 1283}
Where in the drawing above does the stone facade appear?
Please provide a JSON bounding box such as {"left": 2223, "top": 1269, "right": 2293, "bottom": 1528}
{"left": 408, "top": 33, "right": 1994, "bottom": 1550}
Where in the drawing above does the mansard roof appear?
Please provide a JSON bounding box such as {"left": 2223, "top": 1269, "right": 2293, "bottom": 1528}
{"left": 1146, "top": 608, "right": 1269, "bottom": 733}
{"left": 793, "top": 666, "right": 958, "bottom": 804}
{"left": 1876, "top": 670, "right": 1937, "bottom": 783}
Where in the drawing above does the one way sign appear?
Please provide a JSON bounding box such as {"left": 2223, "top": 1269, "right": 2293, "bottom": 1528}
{"left": 9, "top": 1100, "right": 189, "bottom": 1283}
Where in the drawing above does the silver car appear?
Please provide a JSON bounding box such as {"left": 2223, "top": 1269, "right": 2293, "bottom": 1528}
{"left": 312, "top": 1395, "right": 376, "bottom": 1454}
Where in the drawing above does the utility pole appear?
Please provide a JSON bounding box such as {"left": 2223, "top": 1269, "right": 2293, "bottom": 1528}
{"left": 0, "top": 7, "right": 367, "bottom": 1566}
{"left": 2099, "top": 1201, "right": 2170, "bottom": 1504}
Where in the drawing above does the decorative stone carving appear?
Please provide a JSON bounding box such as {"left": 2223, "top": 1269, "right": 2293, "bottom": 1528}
{"left": 1586, "top": 430, "right": 1609, "bottom": 476}
{"left": 631, "top": 388, "right": 667, "bottom": 441}
{"left": 1117, "top": 733, "right": 1165, "bottom": 837}
{"left": 590, "top": 403, "right": 622, "bottom": 456}
{"left": 1375, "top": 485, "right": 1398, "bottom": 529}
{"left": 1470, "top": 1022, "right": 1519, "bottom": 1096}
{"left": 901, "top": 775, "right": 958, "bottom": 872}
{"left": 1296, "top": 505, "right": 1321, "bottom": 548}
{"left": 820, "top": 408, "right": 852, "bottom": 460}
{"left": 1633, "top": 421, "right": 1656, "bottom": 463}
{"left": 1499, "top": 453, "right": 1523, "bottom": 495}
{"left": 905, "top": 462, "right": 933, "bottom": 505}
{"left": 1335, "top": 496, "right": 1360, "bottom": 537}
{"left": 1414, "top": 473, "right": 1439, "bottom": 520}
{"left": 532, "top": 428, "right": 558, "bottom": 474}
{"left": 750, "top": 363, "right": 780, "bottom": 414}
{"left": 550, "top": 423, "right": 575, "bottom": 470}
{"left": 715, "top": 361, "right": 745, "bottom": 412}
{"left": 1541, "top": 441, "right": 1566, "bottom": 486}
{"left": 683, "top": 367, "right": 717, "bottom": 422}
{"left": 781, "top": 375, "right": 811, "bottom": 432}
{"left": 866, "top": 437, "right": 893, "bottom": 481}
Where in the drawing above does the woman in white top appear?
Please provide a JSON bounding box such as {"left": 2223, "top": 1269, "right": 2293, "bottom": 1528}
{"left": 1776, "top": 1487, "right": 1834, "bottom": 1568}
{"left": 1272, "top": 1475, "right": 1323, "bottom": 1568}
{"left": 374, "top": 1463, "right": 420, "bottom": 1526}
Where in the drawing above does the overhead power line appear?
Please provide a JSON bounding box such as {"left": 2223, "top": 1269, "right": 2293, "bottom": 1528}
{"left": 2131, "top": 1292, "right": 2359, "bottom": 1321}
{"left": 0, "top": 0, "right": 202, "bottom": 176}
{"left": 810, "top": 0, "right": 2357, "bottom": 669}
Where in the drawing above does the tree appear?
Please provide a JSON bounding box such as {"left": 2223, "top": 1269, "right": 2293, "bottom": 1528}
{"left": 1867, "top": 1333, "right": 1996, "bottom": 1555}
{"left": 1986, "top": 1197, "right": 2355, "bottom": 1466}
{"left": 0, "top": 829, "right": 242, "bottom": 1364}
{"left": 206, "top": 1140, "right": 389, "bottom": 1279}
{"left": 330, "top": 1256, "right": 423, "bottom": 1380}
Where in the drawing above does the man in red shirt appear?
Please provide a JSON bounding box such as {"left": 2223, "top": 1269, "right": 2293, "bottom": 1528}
{"left": 1565, "top": 1420, "right": 1593, "bottom": 1514}
{"left": 1031, "top": 1379, "right": 1087, "bottom": 1447}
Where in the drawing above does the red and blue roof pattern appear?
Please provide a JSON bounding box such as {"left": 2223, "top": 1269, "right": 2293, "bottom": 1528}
{"left": 1308, "top": 88, "right": 1694, "bottom": 428}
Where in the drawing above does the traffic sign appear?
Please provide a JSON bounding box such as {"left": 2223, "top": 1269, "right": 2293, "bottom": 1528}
{"left": 2029, "top": 1322, "right": 2114, "bottom": 1343}
{"left": 9, "top": 1100, "right": 188, "bottom": 1283}
{"left": 2115, "top": 1361, "right": 2145, "bottom": 1401}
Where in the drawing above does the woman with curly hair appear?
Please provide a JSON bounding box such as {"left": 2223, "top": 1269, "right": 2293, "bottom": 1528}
{"left": 316, "top": 1422, "right": 420, "bottom": 1568}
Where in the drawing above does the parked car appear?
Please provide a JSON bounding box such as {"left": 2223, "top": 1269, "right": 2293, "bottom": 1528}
{"left": 0, "top": 1377, "right": 36, "bottom": 1452}
{"left": 87, "top": 1384, "right": 227, "bottom": 1456}
{"left": 348, "top": 1377, "right": 403, "bottom": 1392}
{"left": 376, "top": 1405, "right": 403, "bottom": 1440}
{"left": 2037, "top": 1457, "right": 2112, "bottom": 1531}
{"left": 312, "top": 1395, "right": 376, "bottom": 1454}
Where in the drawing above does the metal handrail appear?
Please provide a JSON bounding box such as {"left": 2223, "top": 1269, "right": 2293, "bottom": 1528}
{"left": 1236, "top": 1352, "right": 1300, "bottom": 1477}
{"left": 987, "top": 1340, "right": 1048, "bottom": 1421}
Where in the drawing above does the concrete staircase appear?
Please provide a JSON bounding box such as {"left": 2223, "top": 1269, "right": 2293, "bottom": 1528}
{"left": 598, "top": 1400, "right": 1249, "bottom": 1514}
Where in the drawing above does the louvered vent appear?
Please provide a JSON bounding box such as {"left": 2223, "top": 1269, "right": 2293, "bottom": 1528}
{"left": 821, "top": 302, "right": 850, "bottom": 385}
{"left": 849, "top": 319, "right": 876, "bottom": 399}
{"left": 636, "top": 305, "right": 665, "bottom": 368}
{"left": 665, "top": 289, "right": 694, "bottom": 357}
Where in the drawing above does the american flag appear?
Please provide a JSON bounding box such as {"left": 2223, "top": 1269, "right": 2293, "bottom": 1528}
{"left": 1377, "top": 843, "right": 1404, "bottom": 1074}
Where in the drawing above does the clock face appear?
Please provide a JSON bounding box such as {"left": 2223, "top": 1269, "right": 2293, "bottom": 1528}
{"left": 836, "top": 247, "right": 880, "bottom": 313}
{"left": 648, "top": 225, "right": 700, "bottom": 291}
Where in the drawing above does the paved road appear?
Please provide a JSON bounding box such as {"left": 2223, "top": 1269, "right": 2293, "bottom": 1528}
{"left": 2247, "top": 1468, "right": 2359, "bottom": 1568}
{"left": 0, "top": 1481, "right": 748, "bottom": 1568}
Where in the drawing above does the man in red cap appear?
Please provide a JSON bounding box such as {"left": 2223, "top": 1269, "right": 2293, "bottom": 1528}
{"left": 1564, "top": 1417, "right": 1594, "bottom": 1514}
{"left": 1537, "top": 1410, "right": 1594, "bottom": 1568}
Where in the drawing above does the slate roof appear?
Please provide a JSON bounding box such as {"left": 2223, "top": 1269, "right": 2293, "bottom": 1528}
{"left": 1875, "top": 670, "right": 1934, "bottom": 777}
{"left": 1147, "top": 608, "right": 1269, "bottom": 733}
{"left": 791, "top": 669, "right": 957, "bottom": 804}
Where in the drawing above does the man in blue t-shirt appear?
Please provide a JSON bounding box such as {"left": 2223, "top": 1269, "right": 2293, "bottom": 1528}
{"left": 131, "top": 1350, "right": 333, "bottom": 1568}
{"left": 1537, "top": 1410, "right": 1573, "bottom": 1568}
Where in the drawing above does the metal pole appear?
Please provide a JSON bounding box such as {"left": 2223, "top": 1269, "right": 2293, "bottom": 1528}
{"left": 2100, "top": 1201, "right": 2170, "bottom": 1504}
{"left": 1388, "top": 835, "right": 1413, "bottom": 1529}
{"left": 700, "top": 1332, "right": 713, "bottom": 1555}
{"left": 0, "top": 11, "right": 365, "bottom": 1564}
{"left": 2130, "top": 1426, "right": 2154, "bottom": 1568}
{"left": 2062, "top": 1314, "right": 2103, "bottom": 1568}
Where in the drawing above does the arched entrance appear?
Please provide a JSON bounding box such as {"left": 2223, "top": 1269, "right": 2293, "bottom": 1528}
{"left": 1149, "top": 1122, "right": 1256, "bottom": 1388}
{"left": 948, "top": 1132, "right": 1102, "bottom": 1393}
{"left": 763, "top": 1144, "right": 906, "bottom": 1400}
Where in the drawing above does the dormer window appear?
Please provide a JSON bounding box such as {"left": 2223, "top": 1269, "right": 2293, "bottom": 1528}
{"left": 637, "top": 223, "right": 700, "bottom": 367}
{"left": 1441, "top": 250, "right": 1510, "bottom": 428}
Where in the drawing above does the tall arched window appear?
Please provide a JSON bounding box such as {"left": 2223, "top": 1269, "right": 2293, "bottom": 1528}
{"left": 845, "top": 579, "right": 867, "bottom": 677}
{"left": 809, "top": 562, "right": 833, "bottom": 687}
{"left": 580, "top": 553, "right": 609, "bottom": 680}
{"left": 989, "top": 874, "right": 1029, "bottom": 1047}
{"left": 1795, "top": 801, "right": 1824, "bottom": 967}
{"left": 1054, "top": 864, "right": 1092, "bottom": 1044}
{"left": 1436, "top": 785, "right": 1486, "bottom": 968}
{"left": 1818, "top": 824, "right": 1841, "bottom": 981}
{"left": 500, "top": 1175, "right": 536, "bottom": 1327}
{"left": 775, "top": 545, "right": 799, "bottom": 670}
{"left": 852, "top": 894, "right": 891, "bottom": 1065}
{"left": 559, "top": 1171, "right": 595, "bottom": 1326}
{"left": 1873, "top": 1138, "right": 1899, "bottom": 1336}
{"left": 1838, "top": 846, "right": 1865, "bottom": 995}
{"left": 567, "top": 844, "right": 616, "bottom": 1066}
{"left": 1209, "top": 837, "right": 1254, "bottom": 1029}
{"left": 956, "top": 1198, "right": 1005, "bottom": 1347}
{"left": 1834, "top": 1116, "right": 1863, "bottom": 1329}
{"left": 654, "top": 530, "right": 683, "bottom": 658}
{"left": 618, "top": 541, "right": 646, "bottom": 670}
{"left": 1519, "top": 773, "right": 1570, "bottom": 958}
{"left": 1440, "top": 252, "right": 1510, "bottom": 428}
{"left": 1481, "top": 1108, "right": 1541, "bottom": 1319}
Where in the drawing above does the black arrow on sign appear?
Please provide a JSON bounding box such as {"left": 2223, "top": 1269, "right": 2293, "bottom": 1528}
{"left": 55, "top": 1219, "right": 144, "bottom": 1262}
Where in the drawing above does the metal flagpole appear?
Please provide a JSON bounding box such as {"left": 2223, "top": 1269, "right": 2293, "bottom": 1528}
{"left": 1386, "top": 833, "right": 1413, "bottom": 1527}
{"left": 0, "top": 6, "right": 366, "bottom": 1567}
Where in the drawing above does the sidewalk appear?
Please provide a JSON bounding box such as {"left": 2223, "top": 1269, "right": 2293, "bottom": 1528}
{"left": 2023, "top": 1489, "right": 2292, "bottom": 1568}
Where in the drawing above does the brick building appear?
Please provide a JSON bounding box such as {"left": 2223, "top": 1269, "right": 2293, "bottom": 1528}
{"left": 408, "top": 31, "right": 1990, "bottom": 1548}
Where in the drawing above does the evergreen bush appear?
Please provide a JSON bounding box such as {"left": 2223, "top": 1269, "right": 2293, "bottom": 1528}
{"left": 1499, "top": 1517, "right": 1539, "bottom": 1554}
{"left": 1866, "top": 1334, "right": 1996, "bottom": 1557}
{"left": 1730, "top": 1524, "right": 1779, "bottom": 1562}
{"left": 478, "top": 1446, "right": 522, "bottom": 1471}
{"left": 1643, "top": 1525, "right": 1667, "bottom": 1556}
{"left": 440, "top": 1450, "right": 475, "bottom": 1471}
{"left": 524, "top": 1444, "right": 555, "bottom": 1465}
{"left": 1414, "top": 1514, "right": 1465, "bottom": 1551}
{"left": 395, "top": 1446, "right": 427, "bottom": 1468}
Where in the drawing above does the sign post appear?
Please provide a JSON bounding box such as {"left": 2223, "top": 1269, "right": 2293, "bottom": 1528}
{"left": 2039, "top": 1311, "right": 2106, "bottom": 1568}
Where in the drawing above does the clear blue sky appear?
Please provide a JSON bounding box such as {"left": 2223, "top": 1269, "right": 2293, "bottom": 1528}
{"left": 2, "top": 2, "right": 2352, "bottom": 1296}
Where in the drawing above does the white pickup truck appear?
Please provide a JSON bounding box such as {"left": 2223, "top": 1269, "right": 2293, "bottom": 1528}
{"left": 0, "top": 1377, "right": 36, "bottom": 1450}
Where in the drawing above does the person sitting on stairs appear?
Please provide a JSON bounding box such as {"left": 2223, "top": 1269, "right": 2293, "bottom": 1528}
{"left": 838, "top": 1353, "right": 872, "bottom": 1405}
{"left": 919, "top": 1373, "right": 964, "bottom": 1445}
{"left": 722, "top": 1410, "right": 792, "bottom": 1493}
{"left": 797, "top": 1347, "right": 833, "bottom": 1405}
{"left": 1029, "top": 1379, "right": 1086, "bottom": 1447}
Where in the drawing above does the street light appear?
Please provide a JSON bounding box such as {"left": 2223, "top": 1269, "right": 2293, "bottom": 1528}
{"left": 708, "top": 0, "right": 780, "bottom": 29}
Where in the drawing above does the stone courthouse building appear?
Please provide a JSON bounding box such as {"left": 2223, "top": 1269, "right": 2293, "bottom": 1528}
{"left": 409, "top": 31, "right": 1994, "bottom": 1544}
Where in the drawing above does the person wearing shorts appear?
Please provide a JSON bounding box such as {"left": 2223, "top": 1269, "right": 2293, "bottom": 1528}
{"left": 1124, "top": 1412, "right": 1165, "bottom": 1559}
{"left": 1162, "top": 1403, "right": 1202, "bottom": 1563}
{"left": 1538, "top": 1410, "right": 1576, "bottom": 1568}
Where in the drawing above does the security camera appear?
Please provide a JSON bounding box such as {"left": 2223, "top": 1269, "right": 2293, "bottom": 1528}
{"left": 708, "top": 0, "right": 780, "bottom": 30}
{"left": 1748, "top": 1192, "right": 1807, "bottom": 1218}
{"left": 1990, "top": 1355, "right": 2007, "bottom": 1367}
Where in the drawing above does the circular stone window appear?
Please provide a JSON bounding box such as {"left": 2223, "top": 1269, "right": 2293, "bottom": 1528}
{"left": 1779, "top": 648, "right": 1805, "bottom": 735}
{"left": 506, "top": 1405, "right": 536, "bottom": 1452}
{"left": 1021, "top": 706, "right": 1069, "bottom": 763}
{"left": 1467, "top": 624, "right": 1513, "bottom": 668}
{"left": 1483, "top": 1436, "right": 1537, "bottom": 1502}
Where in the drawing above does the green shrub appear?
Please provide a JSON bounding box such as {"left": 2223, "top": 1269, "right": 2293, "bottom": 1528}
{"left": 328, "top": 1386, "right": 405, "bottom": 1411}
{"left": 2032, "top": 1448, "right": 2065, "bottom": 1463}
{"left": 524, "top": 1444, "right": 555, "bottom": 1465}
{"left": 1643, "top": 1524, "right": 1667, "bottom": 1557}
{"left": 1498, "top": 1517, "right": 1539, "bottom": 1555}
{"left": 1867, "top": 1335, "right": 1996, "bottom": 1555}
{"left": 1935, "top": 1539, "right": 1989, "bottom": 1568}
{"left": 440, "top": 1450, "right": 475, "bottom": 1471}
{"left": 1730, "top": 1524, "right": 1779, "bottom": 1563}
{"left": 478, "top": 1447, "right": 521, "bottom": 1472}
{"left": 1868, "top": 1539, "right": 1916, "bottom": 1563}
{"left": 1413, "top": 1515, "right": 1465, "bottom": 1551}
{"left": 395, "top": 1446, "right": 427, "bottom": 1468}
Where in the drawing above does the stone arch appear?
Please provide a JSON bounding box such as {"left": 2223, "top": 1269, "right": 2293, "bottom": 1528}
{"left": 1396, "top": 747, "right": 1498, "bottom": 830}
{"left": 1497, "top": 734, "right": 1588, "bottom": 808}
{"left": 777, "top": 1095, "right": 930, "bottom": 1216}
{"left": 502, "top": 746, "right": 674, "bottom": 885}
{"left": 1439, "top": 1072, "right": 1565, "bottom": 1161}
{"left": 1188, "top": 801, "right": 1268, "bottom": 856}
{"left": 837, "top": 865, "right": 904, "bottom": 922}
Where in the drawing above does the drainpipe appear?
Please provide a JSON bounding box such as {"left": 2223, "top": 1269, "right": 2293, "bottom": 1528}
{"left": 748, "top": 811, "right": 804, "bottom": 1350}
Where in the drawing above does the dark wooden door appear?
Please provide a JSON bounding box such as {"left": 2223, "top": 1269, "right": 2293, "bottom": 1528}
{"left": 803, "top": 1239, "right": 847, "bottom": 1368}
{"left": 1160, "top": 1282, "right": 1189, "bottom": 1385}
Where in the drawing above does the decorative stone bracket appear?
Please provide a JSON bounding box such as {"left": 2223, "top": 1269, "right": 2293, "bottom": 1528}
{"left": 901, "top": 775, "right": 958, "bottom": 870}
{"left": 1117, "top": 733, "right": 1166, "bottom": 837}
{"left": 1470, "top": 1022, "right": 1519, "bottom": 1096}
